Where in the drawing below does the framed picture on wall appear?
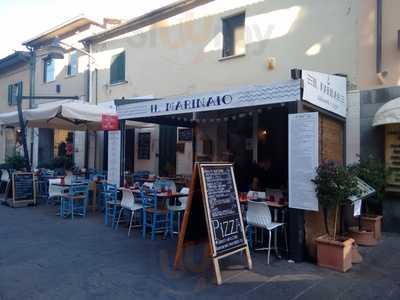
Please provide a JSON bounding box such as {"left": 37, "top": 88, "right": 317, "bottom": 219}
{"left": 177, "top": 143, "right": 185, "bottom": 153}
{"left": 138, "top": 132, "right": 151, "bottom": 160}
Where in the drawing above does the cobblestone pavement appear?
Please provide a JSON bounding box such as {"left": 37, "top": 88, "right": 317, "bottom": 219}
{"left": 0, "top": 204, "right": 399, "bottom": 300}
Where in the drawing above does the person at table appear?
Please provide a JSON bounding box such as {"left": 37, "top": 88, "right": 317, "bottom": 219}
{"left": 250, "top": 159, "right": 273, "bottom": 191}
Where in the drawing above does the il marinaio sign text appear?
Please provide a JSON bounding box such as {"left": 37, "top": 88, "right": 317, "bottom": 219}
{"left": 117, "top": 80, "right": 301, "bottom": 120}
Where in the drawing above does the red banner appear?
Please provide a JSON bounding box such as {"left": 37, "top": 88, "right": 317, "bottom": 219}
{"left": 102, "top": 114, "right": 119, "bottom": 131}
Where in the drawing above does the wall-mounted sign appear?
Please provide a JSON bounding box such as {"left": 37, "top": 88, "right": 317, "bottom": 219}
{"left": 302, "top": 70, "right": 347, "bottom": 118}
{"left": 138, "top": 132, "right": 151, "bottom": 160}
{"left": 385, "top": 124, "right": 400, "bottom": 187}
{"left": 107, "top": 131, "right": 121, "bottom": 187}
{"left": 102, "top": 114, "right": 119, "bottom": 131}
{"left": 289, "top": 112, "right": 319, "bottom": 211}
{"left": 117, "top": 80, "right": 301, "bottom": 119}
{"left": 178, "top": 128, "right": 193, "bottom": 142}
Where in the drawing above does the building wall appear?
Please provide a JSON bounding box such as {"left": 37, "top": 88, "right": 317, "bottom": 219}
{"left": 357, "top": 0, "right": 400, "bottom": 90}
{"left": 0, "top": 62, "right": 31, "bottom": 163}
{"left": 92, "top": 0, "right": 360, "bottom": 102}
{"left": 346, "top": 91, "right": 361, "bottom": 165}
{"left": 33, "top": 24, "right": 103, "bottom": 102}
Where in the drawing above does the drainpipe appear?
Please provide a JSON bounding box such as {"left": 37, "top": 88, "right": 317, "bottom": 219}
{"left": 28, "top": 47, "right": 36, "bottom": 167}
{"left": 376, "top": 0, "right": 383, "bottom": 74}
{"left": 88, "top": 43, "right": 93, "bottom": 103}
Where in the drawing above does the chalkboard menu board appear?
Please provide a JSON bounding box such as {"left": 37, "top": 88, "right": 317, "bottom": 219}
{"left": 199, "top": 164, "right": 246, "bottom": 257}
{"left": 138, "top": 132, "right": 151, "bottom": 160}
{"left": 174, "top": 163, "right": 252, "bottom": 285}
{"left": 9, "top": 172, "right": 36, "bottom": 207}
{"left": 178, "top": 128, "right": 193, "bottom": 142}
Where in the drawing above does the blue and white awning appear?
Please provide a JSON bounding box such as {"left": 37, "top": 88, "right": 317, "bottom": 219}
{"left": 117, "top": 80, "right": 301, "bottom": 120}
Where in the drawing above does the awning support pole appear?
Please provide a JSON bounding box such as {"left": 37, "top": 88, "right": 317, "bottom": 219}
{"left": 119, "top": 120, "right": 126, "bottom": 187}
{"left": 16, "top": 84, "right": 31, "bottom": 171}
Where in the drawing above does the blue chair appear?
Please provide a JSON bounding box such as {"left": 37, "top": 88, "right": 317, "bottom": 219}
{"left": 35, "top": 178, "right": 49, "bottom": 205}
{"left": 60, "top": 183, "right": 89, "bottom": 219}
{"left": 141, "top": 188, "right": 170, "bottom": 240}
{"left": 103, "top": 183, "right": 120, "bottom": 228}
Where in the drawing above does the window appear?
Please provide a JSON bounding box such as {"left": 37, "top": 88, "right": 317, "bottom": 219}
{"left": 110, "top": 51, "right": 125, "bottom": 84}
{"left": 44, "top": 58, "right": 55, "bottom": 82}
{"left": 7, "top": 82, "right": 22, "bottom": 106}
{"left": 222, "top": 13, "right": 246, "bottom": 58}
{"left": 67, "top": 51, "right": 78, "bottom": 76}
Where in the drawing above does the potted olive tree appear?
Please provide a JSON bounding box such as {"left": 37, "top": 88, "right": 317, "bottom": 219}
{"left": 313, "top": 161, "right": 359, "bottom": 272}
{"left": 349, "top": 156, "right": 387, "bottom": 240}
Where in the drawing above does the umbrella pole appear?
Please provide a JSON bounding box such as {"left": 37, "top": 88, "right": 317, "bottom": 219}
{"left": 17, "top": 88, "right": 31, "bottom": 171}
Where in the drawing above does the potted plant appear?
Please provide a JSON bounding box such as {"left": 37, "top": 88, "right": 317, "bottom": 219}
{"left": 349, "top": 156, "right": 387, "bottom": 240}
{"left": 312, "top": 161, "right": 359, "bottom": 272}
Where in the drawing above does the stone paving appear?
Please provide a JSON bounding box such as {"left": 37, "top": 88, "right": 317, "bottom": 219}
{"left": 0, "top": 203, "right": 400, "bottom": 300}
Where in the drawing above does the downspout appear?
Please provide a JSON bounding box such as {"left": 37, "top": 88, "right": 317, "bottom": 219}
{"left": 88, "top": 43, "right": 93, "bottom": 103}
{"left": 28, "top": 47, "right": 36, "bottom": 167}
{"left": 376, "top": 0, "right": 383, "bottom": 74}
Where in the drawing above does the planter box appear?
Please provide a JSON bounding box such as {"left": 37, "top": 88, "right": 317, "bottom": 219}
{"left": 347, "top": 227, "right": 377, "bottom": 247}
{"left": 316, "top": 235, "right": 354, "bottom": 272}
{"left": 360, "top": 215, "right": 383, "bottom": 240}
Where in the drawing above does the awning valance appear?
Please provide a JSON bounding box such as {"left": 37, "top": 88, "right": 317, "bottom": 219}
{"left": 0, "top": 100, "right": 151, "bottom": 130}
{"left": 373, "top": 97, "right": 400, "bottom": 127}
{"left": 117, "top": 80, "right": 301, "bottom": 120}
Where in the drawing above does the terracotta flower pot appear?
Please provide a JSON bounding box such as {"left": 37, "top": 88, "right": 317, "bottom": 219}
{"left": 360, "top": 215, "right": 383, "bottom": 240}
{"left": 316, "top": 235, "right": 354, "bottom": 272}
{"left": 351, "top": 244, "right": 363, "bottom": 264}
{"left": 347, "top": 226, "right": 377, "bottom": 247}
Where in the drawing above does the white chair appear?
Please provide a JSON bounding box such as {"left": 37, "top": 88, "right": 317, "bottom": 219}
{"left": 167, "top": 187, "right": 189, "bottom": 235}
{"left": 48, "top": 178, "right": 64, "bottom": 204}
{"left": 246, "top": 200, "right": 287, "bottom": 264}
{"left": 116, "top": 188, "right": 143, "bottom": 237}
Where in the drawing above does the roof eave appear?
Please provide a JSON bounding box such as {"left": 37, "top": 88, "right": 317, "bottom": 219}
{"left": 81, "top": 0, "right": 214, "bottom": 45}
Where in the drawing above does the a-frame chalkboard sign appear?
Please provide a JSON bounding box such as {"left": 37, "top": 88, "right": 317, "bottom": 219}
{"left": 3, "top": 172, "right": 36, "bottom": 208}
{"left": 174, "top": 162, "right": 252, "bottom": 285}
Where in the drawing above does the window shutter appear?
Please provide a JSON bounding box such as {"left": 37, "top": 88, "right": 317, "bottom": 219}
{"left": 110, "top": 51, "right": 125, "bottom": 84}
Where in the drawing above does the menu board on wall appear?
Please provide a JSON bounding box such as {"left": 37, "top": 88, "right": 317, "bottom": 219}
{"left": 107, "top": 131, "right": 121, "bottom": 187}
{"left": 138, "top": 132, "right": 151, "bottom": 160}
{"left": 289, "top": 112, "right": 319, "bottom": 211}
{"left": 385, "top": 124, "right": 400, "bottom": 187}
{"left": 199, "top": 164, "right": 246, "bottom": 257}
{"left": 178, "top": 128, "right": 193, "bottom": 142}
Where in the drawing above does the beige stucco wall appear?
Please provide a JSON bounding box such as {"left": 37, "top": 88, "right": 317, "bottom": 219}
{"left": 0, "top": 62, "right": 31, "bottom": 163}
{"left": 33, "top": 24, "right": 104, "bottom": 102}
{"left": 92, "top": 0, "right": 360, "bottom": 101}
{"left": 357, "top": 0, "right": 400, "bottom": 90}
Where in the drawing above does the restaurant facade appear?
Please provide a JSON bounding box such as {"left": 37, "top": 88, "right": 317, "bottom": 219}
{"left": 114, "top": 69, "right": 348, "bottom": 260}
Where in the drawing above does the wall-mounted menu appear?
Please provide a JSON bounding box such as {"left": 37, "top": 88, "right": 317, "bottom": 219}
{"left": 11, "top": 172, "right": 36, "bottom": 207}
{"left": 385, "top": 124, "right": 400, "bottom": 186}
{"left": 199, "top": 164, "right": 246, "bottom": 257}
{"left": 138, "top": 132, "right": 151, "bottom": 160}
{"left": 178, "top": 128, "right": 193, "bottom": 142}
{"left": 289, "top": 112, "right": 319, "bottom": 211}
{"left": 108, "top": 131, "right": 121, "bottom": 187}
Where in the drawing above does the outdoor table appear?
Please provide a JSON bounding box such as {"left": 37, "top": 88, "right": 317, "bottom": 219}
{"left": 53, "top": 182, "right": 97, "bottom": 213}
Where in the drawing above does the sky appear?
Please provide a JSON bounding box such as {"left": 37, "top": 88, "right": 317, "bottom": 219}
{"left": 0, "top": 0, "right": 177, "bottom": 58}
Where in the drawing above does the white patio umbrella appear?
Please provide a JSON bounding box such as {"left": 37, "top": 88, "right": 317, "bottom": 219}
{"left": 0, "top": 100, "right": 151, "bottom": 130}
{"left": 373, "top": 97, "right": 400, "bottom": 127}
